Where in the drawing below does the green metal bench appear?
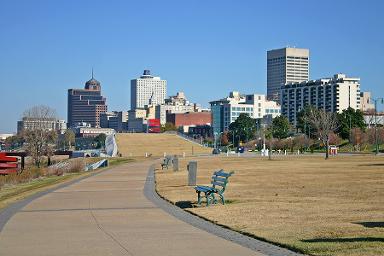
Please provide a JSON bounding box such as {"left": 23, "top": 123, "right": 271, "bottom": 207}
{"left": 194, "top": 169, "right": 234, "bottom": 206}
{"left": 161, "top": 157, "right": 172, "bottom": 170}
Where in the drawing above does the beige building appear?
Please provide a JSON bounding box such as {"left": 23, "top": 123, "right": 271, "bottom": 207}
{"left": 281, "top": 74, "right": 361, "bottom": 126}
{"left": 17, "top": 117, "right": 67, "bottom": 134}
{"left": 360, "top": 91, "right": 375, "bottom": 111}
{"left": 155, "top": 92, "right": 200, "bottom": 125}
{"left": 267, "top": 47, "right": 309, "bottom": 101}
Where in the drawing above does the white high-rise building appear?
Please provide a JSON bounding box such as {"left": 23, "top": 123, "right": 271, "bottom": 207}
{"left": 210, "top": 91, "right": 281, "bottom": 134}
{"left": 267, "top": 47, "right": 309, "bottom": 101}
{"left": 281, "top": 74, "right": 361, "bottom": 126}
{"left": 130, "top": 70, "right": 166, "bottom": 110}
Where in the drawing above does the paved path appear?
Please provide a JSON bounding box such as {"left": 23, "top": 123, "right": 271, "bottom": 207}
{"left": 0, "top": 161, "right": 264, "bottom": 256}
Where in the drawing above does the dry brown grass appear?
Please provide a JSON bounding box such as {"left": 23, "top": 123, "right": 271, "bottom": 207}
{"left": 156, "top": 155, "right": 384, "bottom": 256}
{"left": 116, "top": 133, "right": 211, "bottom": 157}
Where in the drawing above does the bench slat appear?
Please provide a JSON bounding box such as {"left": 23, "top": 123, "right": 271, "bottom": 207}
{"left": 195, "top": 186, "right": 215, "bottom": 192}
{"left": 214, "top": 171, "right": 233, "bottom": 178}
{"left": 211, "top": 181, "right": 226, "bottom": 187}
{"left": 212, "top": 176, "right": 227, "bottom": 182}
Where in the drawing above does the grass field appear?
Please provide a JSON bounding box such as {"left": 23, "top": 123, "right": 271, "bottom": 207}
{"left": 156, "top": 155, "right": 384, "bottom": 256}
{"left": 116, "top": 133, "right": 211, "bottom": 157}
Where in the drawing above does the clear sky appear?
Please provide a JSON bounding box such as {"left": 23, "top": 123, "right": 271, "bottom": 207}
{"left": 0, "top": 0, "right": 383, "bottom": 133}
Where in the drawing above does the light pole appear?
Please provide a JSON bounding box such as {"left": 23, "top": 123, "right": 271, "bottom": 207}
{"left": 373, "top": 98, "right": 384, "bottom": 155}
{"left": 214, "top": 132, "right": 218, "bottom": 149}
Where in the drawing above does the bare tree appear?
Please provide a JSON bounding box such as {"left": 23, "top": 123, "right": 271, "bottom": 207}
{"left": 22, "top": 105, "right": 58, "bottom": 167}
{"left": 304, "top": 108, "right": 339, "bottom": 159}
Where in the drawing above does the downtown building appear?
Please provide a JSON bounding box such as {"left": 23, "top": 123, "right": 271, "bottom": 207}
{"left": 360, "top": 91, "right": 375, "bottom": 112}
{"left": 281, "top": 73, "right": 361, "bottom": 126}
{"left": 100, "top": 111, "right": 128, "bottom": 132}
{"left": 130, "top": 70, "right": 166, "bottom": 110}
{"left": 267, "top": 47, "right": 309, "bottom": 101}
{"left": 155, "top": 92, "right": 202, "bottom": 125}
{"left": 67, "top": 75, "right": 107, "bottom": 128}
{"left": 210, "top": 91, "right": 281, "bottom": 135}
{"left": 17, "top": 118, "right": 67, "bottom": 134}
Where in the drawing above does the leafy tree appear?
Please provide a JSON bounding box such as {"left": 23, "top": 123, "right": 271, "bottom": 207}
{"left": 221, "top": 131, "right": 229, "bottom": 146}
{"left": 5, "top": 135, "right": 25, "bottom": 149}
{"left": 94, "top": 133, "right": 107, "bottom": 149}
{"left": 297, "top": 105, "right": 316, "bottom": 137}
{"left": 337, "top": 107, "right": 366, "bottom": 139}
{"left": 271, "top": 115, "right": 290, "bottom": 139}
{"left": 228, "top": 113, "right": 256, "bottom": 147}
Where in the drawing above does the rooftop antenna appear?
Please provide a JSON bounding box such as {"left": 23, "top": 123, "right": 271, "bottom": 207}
{"left": 92, "top": 67, "right": 94, "bottom": 79}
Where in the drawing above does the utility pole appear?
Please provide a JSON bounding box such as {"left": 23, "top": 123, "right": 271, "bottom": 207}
{"left": 373, "top": 98, "right": 384, "bottom": 155}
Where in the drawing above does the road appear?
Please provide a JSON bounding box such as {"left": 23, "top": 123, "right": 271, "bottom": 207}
{"left": 0, "top": 161, "right": 264, "bottom": 256}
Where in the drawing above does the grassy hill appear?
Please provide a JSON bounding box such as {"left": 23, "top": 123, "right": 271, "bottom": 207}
{"left": 116, "top": 133, "right": 211, "bottom": 157}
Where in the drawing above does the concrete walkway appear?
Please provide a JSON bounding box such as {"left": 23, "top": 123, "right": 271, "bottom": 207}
{"left": 0, "top": 161, "right": 263, "bottom": 256}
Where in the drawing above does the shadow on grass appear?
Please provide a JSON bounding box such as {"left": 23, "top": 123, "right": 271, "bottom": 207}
{"left": 302, "top": 237, "right": 384, "bottom": 243}
{"left": 175, "top": 199, "right": 237, "bottom": 209}
{"left": 175, "top": 201, "right": 194, "bottom": 209}
{"left": 358, "top": 163, "right": 384, "bottom": 167}
{"left": 354, "top": 221, "right": 384, "bottom": 228}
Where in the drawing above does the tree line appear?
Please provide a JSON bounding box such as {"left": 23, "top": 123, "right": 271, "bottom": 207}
{"left": 222, "top": 105, "right": 382, "bottom": 159}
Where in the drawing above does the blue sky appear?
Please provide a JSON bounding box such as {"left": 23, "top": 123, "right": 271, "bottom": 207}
{"left": 0, "top": 0, "right": 383, "bottom": 133}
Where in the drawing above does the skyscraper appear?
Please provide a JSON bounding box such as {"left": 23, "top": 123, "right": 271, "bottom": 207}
{"left": 67, "top": 74, "right": 108, "bottom": 128}
{"left": 267, "top": 47, "right": 309, "bottom": 101}
{"left": 130, "top": 70, "right": 166, "bottom": 110}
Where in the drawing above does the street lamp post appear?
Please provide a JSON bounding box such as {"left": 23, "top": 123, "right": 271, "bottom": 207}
{"left": 373, "top": 97, "right": 384, "bottom": 155}
{"left": 214, "top": 132, "right": 218, "bottom": 149}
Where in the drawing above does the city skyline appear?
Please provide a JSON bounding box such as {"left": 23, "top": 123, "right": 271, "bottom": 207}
{"left": 1, "top": 0, "right": 384, "bottom": 132}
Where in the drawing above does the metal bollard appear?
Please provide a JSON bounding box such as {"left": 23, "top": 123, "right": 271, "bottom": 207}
{"left": 172, "top": 156, "right": 179, "bottom": 172}
{"left": 187, "top": 161, "right": 197, "bottom": 186}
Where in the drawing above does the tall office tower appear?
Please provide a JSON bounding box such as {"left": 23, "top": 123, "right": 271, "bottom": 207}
{"left": 67, "top": 75, "right": 108, "bottom": 128}
{"left": 267, "top": 47, "right": 309, "bottom": 101}
{"left": 130, "top": 70, "right": 166, "bottom": 110}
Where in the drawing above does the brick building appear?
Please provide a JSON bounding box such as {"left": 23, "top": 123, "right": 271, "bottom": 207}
{"left": 166, "top": 112, "right": 211, "bottom": 132}
{"left": 67, "top": 74, "right": 107, "bottom": 128}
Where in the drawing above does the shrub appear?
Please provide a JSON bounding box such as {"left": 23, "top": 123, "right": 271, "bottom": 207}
{"left": 0, "top": 168, "right": 44, "bottom": 189}
{"left": 68, "top": 158, "right": 85, "bottom": 173}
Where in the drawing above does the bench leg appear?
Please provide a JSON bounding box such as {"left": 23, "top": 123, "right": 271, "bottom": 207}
{"left": 205, "top": 192, "right": 210, "bottom": 206}
{"left": 211, "top": 193, "right": 217, "bottom": 204}
{"left": 197, "top": 191, "right": 202, "bottom": 205}
{"left": 219, "top": 193, "right": 225, "bottom": 205}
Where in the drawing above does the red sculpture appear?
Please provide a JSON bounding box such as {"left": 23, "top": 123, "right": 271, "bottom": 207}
{"left": 0, "top": 153, "right": 19, "bottom": 175}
